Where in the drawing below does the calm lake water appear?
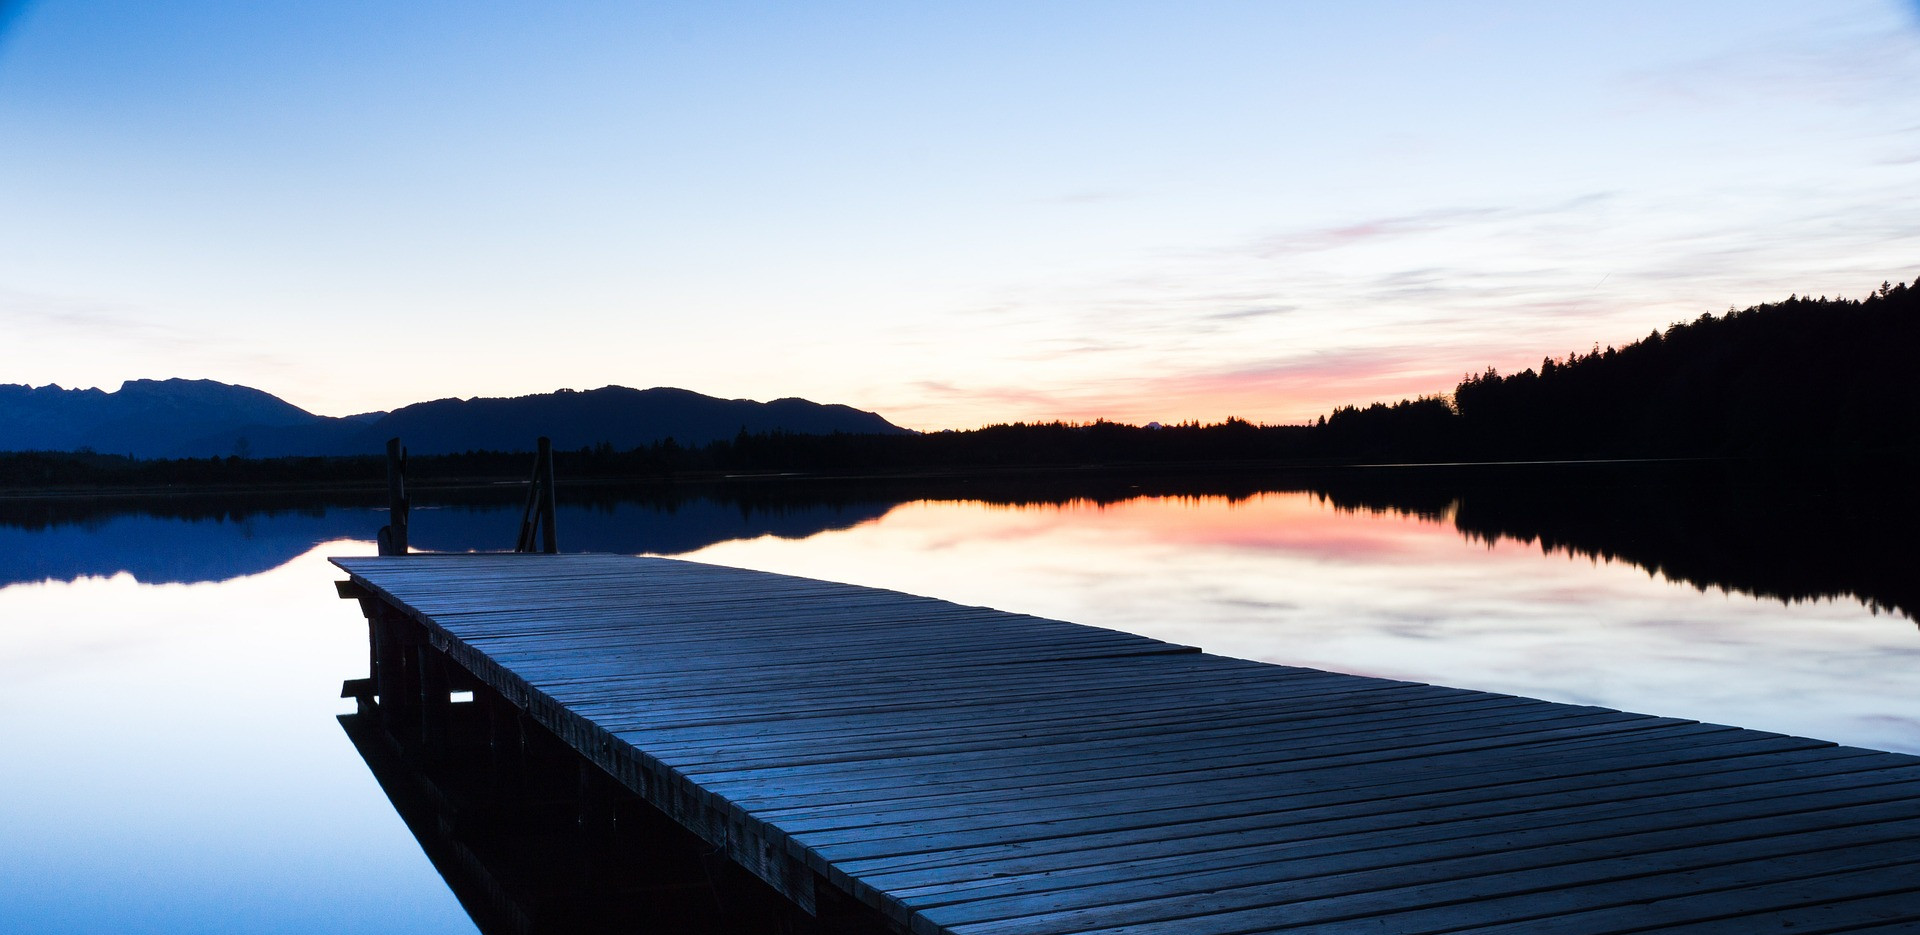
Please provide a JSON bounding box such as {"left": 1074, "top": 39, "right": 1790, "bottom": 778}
{"left": 3, "top": 464, "right": 1916, "bottom": 933}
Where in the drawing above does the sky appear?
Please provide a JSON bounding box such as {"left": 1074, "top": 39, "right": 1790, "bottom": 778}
{"left": 1, "top": 1, "right": 1917, "bottom": 430}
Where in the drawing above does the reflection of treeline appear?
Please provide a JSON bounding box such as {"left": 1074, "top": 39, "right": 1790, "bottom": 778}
{"left": 4, "top": 461, "right": 1912, "bottom": 621}
{"left": 1305, "top": 460, "right": 1919, "bottom": 622}
{"left": 756, "top": 461, "right": 1920, "bottom": 623}
{"left": 799, "top": 461, "right": 1920, "bottom": 622}
{"left": 0, "top": 487, "right": 369, "bottom": 531}
{"left": 0, "top": 467, "right": 1316, "bottom": 531}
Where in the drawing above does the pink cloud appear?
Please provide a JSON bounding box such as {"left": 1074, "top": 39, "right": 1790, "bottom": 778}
{"left": 886, "top": 346, "right": 1482, "bottom": 430}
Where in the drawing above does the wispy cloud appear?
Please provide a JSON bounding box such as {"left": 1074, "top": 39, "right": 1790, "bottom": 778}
{"left": 0, "top": 286, "right": 303, "bottom": 391}
{"left": 909, "top": 380, "right": 1091, "bottom": 415}
{"left": 1205, "top": 304, "right": 1296, "bottom": 322}
{"left": 1038, "top": 189, "right": 1132, "bottom": 206}
{"left": 1625, "top": 13, "right": 1920, "bottom": 111}
{"left": 0, "top": 289, "right": 192, "bottom": 348}
{"left": 878, "top": 143, "right": 1917, "bottom": 431}
{"left": 1238, "top": 195, "right": 1614, "bottom": 260}
{"left": 1246, "top": 207, "right": 1505, "bottom": 259}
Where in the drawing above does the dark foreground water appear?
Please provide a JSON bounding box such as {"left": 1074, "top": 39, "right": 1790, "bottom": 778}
{"left": 2, "top": 463, "right": 1915, "bottom": 933}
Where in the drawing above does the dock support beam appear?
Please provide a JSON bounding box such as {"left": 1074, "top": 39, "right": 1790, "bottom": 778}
{"left": 333, "top": 581, "right": 900, "bottom": 926}
{"left": 334, "top": 582, "right": 893, "bottom": 933}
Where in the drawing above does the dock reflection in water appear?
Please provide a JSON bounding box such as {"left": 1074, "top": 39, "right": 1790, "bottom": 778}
{"left": 336, "top": 619, "right": 894, "bottom": 934}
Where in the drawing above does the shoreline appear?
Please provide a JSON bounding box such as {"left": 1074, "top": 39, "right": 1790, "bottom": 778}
{"left": 1, "top": 452, "right": 1903, "bottom": 503}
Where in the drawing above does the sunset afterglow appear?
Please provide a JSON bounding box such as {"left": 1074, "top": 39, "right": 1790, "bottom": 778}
{"left": 2, "top": 2, "right": 1916, "bottom": 428}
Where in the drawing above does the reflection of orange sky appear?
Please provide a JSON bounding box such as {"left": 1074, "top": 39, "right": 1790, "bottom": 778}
{"left": 687, "top": 492, "right": 1920, "bottom": 756}
{"left": 876, "top": 492, "right": 1526, "bottom": 565}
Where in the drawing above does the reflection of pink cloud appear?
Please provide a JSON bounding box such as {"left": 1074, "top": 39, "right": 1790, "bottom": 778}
{"left": 925, "top": 492, "right": 1518, "bottom": 565}
{"left": 892, "top": 492, "right": 1613, "bottom": 574}
{"left": 1113, "top": 494, "right": 1465, "bottom": 563}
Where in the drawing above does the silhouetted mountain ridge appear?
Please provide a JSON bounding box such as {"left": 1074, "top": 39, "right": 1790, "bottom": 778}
{"left": 365, "top": 386, "right": 908, "bottom": 456}
{"left": 0, "top": 381, "right": 908, "bottom": 458}
{"left": 0, "top": 378, "right": 324, "bottom": 456}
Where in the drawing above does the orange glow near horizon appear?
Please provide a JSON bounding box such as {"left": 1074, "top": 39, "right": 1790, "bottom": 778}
{"left": 877, "top": 362, "right": 1476, "bottom": 432}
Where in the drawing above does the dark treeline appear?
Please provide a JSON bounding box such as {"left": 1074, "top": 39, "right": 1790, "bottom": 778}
{"left": 1308, "top": 275, "right": 1920, "bottom": 461}
{"left": 5, "top": 277, "right": 1916, "bottom": 490}
{"left": 1446, "top": 278, "right": 1920, "bottom": 459}
{"left": 0, "top": 422, "right": 1328, "bottom": 490}
{"left": 0, "top": 449, "right": 392, "bottom": 490}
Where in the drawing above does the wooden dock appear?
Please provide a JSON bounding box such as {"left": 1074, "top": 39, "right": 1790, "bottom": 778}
{"left": 332, "top": 552, "right": 1920, "bottom": 934}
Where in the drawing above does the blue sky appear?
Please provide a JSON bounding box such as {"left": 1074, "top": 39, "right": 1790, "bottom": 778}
{"left": 1, "top": 1, "right": 1916, "bottom": 428}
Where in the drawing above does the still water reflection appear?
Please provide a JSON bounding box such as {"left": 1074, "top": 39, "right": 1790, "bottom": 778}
{"left": 2, "top": 465, "right": 1916, "bottom": 933}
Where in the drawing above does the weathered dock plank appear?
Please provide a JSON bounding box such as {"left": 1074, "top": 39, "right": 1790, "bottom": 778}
{"left": 332, "top": 552, "right": 1920, "bottom": 934}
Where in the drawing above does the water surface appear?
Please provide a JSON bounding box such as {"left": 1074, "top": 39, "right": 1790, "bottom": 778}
{"left": 4, "top": 465, "right": 1915, "bottom": 933}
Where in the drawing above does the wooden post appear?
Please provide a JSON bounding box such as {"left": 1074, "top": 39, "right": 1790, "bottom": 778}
{"left": 515, "top": 436, "right": 560, "bottom": 553}
{"left": 378, "top": 437, "right": 410, "bottom": 556}
{"left": 370, "top": 606, "right": 412, "bottom": 725}
{"left": 538, "top": 436, "right": 559, "bottom": 554}
{"left": 414, "top": 640, "right": 452, "bottom": 756}
{"left": 515, "top": 445, "right": 541, "bottom": 552}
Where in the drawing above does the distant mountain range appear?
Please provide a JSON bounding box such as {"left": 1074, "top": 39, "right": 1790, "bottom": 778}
{"left": 8, "top": 275, "right": 1914, "bottom": 466}
{"left": 0, "top": 380, "right": 910, "bottom": 458}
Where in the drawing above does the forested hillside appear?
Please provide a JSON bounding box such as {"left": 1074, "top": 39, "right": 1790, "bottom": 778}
{"left": 1448, "top": 279, "right": 1920, "bottom": 458}
{"left": 1316, "top": 275, "right": 1920, "bottom": 461}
